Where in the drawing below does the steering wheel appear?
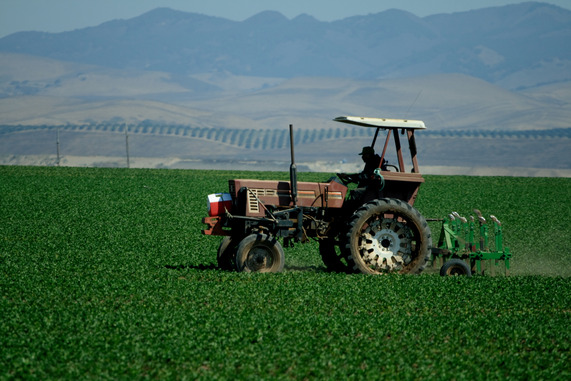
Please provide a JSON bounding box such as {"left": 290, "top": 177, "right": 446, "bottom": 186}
{"left": 336, "top": 173, "right": 352, "bottom": 186}
{"left": 385, "top": 164, "right": 400, "bottom": 172}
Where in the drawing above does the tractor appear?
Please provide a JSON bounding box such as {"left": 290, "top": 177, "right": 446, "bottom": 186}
{"left": 202, "top": 116, "right": 433, "bottom": 274}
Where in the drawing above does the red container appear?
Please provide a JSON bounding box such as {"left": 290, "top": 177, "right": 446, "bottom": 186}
{"left": 207, "top": 193, "right": 233, "bottom": 216}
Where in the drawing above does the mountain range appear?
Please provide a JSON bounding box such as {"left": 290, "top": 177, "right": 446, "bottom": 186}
{"left": 1, "top": 1, "right": 570, "bottom": 89}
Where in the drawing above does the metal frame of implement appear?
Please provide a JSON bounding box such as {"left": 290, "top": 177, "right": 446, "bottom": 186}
{"left": 430, "top": 209, "right": 512, "bottom": 276}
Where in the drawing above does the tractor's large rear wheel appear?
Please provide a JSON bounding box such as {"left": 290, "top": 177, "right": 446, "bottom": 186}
{"left": 236, "top": 234, "right": 285, "bottom": 273}
{"left": 345, "top": 198, "right": 432, "bottom": 274}
{"left": 319, "top": 237, "right": 354, "bottom": 273}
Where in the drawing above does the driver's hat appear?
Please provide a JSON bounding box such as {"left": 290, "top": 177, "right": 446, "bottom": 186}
{"left": 359, "top": 146, "right": 375, "bottom": 155}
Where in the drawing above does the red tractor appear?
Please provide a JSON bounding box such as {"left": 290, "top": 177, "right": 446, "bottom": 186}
{"left": 202, "top": 116, "right": 432, "bottom": 274}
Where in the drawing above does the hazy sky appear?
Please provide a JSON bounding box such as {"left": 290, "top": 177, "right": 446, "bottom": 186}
{"left": 1, "top": 0, "right": 570, "bottom": 38}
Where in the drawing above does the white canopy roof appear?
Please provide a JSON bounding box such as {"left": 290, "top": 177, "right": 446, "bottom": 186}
{"left": 334, "top": 116, "right": 426, "bottom": 129}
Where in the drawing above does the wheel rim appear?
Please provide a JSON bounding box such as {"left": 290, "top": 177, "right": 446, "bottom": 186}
{"left": 346, "top": 199, "right": 431, "bottom": 275}
{"left": 244, "top": 244, "right": 274, "bottom": 272}
{"left": 446, "top": 265, "right": 467, "bottom": 276}
{"left": 357, "top": 217, "right": 414, "bottom": 272}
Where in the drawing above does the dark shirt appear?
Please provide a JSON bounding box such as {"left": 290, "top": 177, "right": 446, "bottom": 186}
{"left": 358, "top": 154, "right": 382, "bottom": 187}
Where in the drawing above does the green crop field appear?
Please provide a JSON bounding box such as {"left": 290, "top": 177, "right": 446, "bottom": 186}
{"left": 1, "top": 166, "right": 569, "bottom": 380}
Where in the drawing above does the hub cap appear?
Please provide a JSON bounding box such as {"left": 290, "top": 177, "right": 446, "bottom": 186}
{"left": 358, "top": 218, "right": 413, "bottom": 272}
{"left": 245, "top": 246, "right": 272, "bottom": 271}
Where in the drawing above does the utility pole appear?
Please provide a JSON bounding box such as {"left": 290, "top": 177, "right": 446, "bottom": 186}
{"left": 125, "top": 124, "right": 130, "bottom": 168}
{"left": 56, "top": 127, "right": 60, "bottom": 166}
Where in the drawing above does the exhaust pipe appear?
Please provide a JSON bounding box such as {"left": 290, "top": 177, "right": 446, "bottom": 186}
{"left": 289, "top": 124, "right": 298, "bottom": 206}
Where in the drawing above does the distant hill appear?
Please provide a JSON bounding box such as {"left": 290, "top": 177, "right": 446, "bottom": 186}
{"left": 1, "top": 56, "right": 570, "bottom": 132}
{"left": 0, "top": 2, "right": 569, "bottom": 173}
{"left": 0, "top": 2, "right": 569, "bottom": 90}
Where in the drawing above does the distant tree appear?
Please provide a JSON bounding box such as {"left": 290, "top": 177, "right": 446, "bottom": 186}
{"left": 261, "top": 130, "right": 270, "bottom": 149}
{"left": 214, "top": 128, "right": 223, "bottom": 141}
{"left": 326, "top": 129, "right": 333, "bottom": 139}
{"left": 237, "top": 130, "right": 248, "bottom": 147}
{"left": 268, "top": 130, "right": 277, "bottom": 149}
{"left": 244, "top": 130, "right": 254, "bottom": 149}
{"left": 309, "top": 129, "right": 317, "bottom": 143}
{"left": 230, "top": 129, "right": 239, "bottom": 145}
{"left": 220, "top": 129, "right": 229, "bottom": 143}
{"left": 276, "top": 130, "right": 286, "bottom": 148}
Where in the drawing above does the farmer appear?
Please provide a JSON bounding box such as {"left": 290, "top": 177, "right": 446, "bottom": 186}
{"left": 338, "top": 146, "right": 383, "bottom": 187}
{"left": 337, "top": 146, "right": 385, "bottom": 207}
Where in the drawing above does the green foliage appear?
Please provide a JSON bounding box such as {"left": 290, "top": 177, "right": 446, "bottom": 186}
{"left": 1, "top": 166, "right": 569, "bottom": 379}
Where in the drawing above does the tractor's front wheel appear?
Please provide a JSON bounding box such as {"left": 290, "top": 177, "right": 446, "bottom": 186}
{"left": 217, "top": 236, "right": 238, "bottom": 271}
{"left": 345, "top": 198, "right": 432, "bottom": 274}
{"left": 236, "top": 234, "right": 285, "bottom": 273}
